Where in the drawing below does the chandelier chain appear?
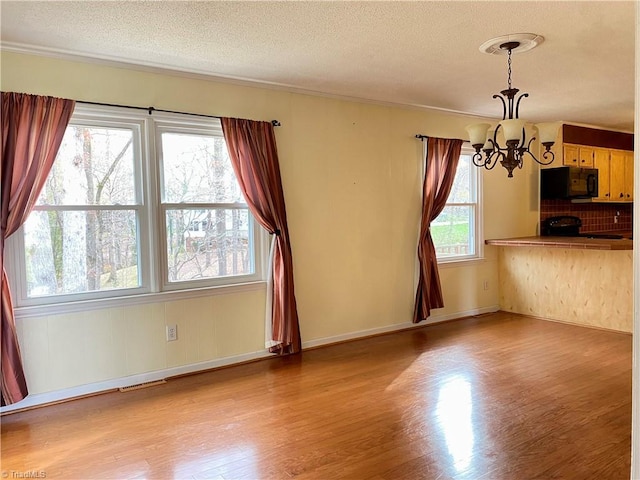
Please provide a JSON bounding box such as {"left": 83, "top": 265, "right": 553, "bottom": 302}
{"left": 507, "top": 48, "right": 512, "bottom": 90}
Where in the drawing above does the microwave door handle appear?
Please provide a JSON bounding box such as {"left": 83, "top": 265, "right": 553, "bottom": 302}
{"left": 587, "top": 174, "right": 597, "bottom": 195}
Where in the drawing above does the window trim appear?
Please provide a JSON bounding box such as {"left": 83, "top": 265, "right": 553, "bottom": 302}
{"left": 5, "top": 104, "right": 268, "bottom": 311}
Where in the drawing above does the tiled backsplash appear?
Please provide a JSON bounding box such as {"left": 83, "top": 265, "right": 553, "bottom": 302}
{"left": 540, "top": 200, "right": 633, "bottom": 233}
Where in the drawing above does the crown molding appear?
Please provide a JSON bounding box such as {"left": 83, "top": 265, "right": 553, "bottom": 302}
{"left": 0, "top": 41, "right": 488, "bottom": 121}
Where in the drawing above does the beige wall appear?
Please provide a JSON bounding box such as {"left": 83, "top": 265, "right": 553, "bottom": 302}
{"left": 1, "top": 51, "right": 538, "bottom": 399}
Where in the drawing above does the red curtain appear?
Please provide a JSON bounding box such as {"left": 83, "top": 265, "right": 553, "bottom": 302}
{"left": 221, "top": 118, "right": 301, "bottom": 355}
{"left": 413, "top": 137, "right": 463, "bottom": 323}
{"left": 1, "top": 92, "right": 75, "bottom": 405}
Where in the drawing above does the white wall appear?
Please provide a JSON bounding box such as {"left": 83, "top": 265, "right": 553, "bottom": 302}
{"left": 630, "top": 3, "right": 639, "bottom": 478}
{"left": 0, "top": 51, "right": 538, "bottom": 409}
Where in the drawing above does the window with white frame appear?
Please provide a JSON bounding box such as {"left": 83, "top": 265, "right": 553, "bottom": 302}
{"left": 431, "top": 147, "right": 482, "bottom": 261}
{"left": 6, "top": 105, "right": 265, "bottom": 307}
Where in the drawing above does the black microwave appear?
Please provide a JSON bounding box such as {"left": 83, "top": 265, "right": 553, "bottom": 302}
{"left": 540, "top": 166, "right": 598, "bottom": 199}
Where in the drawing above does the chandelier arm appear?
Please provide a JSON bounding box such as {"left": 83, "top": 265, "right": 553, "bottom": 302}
{"left": 485, "top": 149, "right": 503, "bottom": 170}
{"left": 492, "top": 94, "right": 507, "bottom": 120}
{"left": 541, "top": 149, "right": 556, "bottom": 165}
{"left": 471, "top": 151, "right": 486, "bottom": 167}
{"left": 524, "top": 135, "right": 536, "bottom": 151}
{"left": 486, "top": 136, "right": 506, "bottom": 157}
{"left": 514, "top": 93, "right": 529, "bottom": 119}
{"left": 522, "top": 147, "right": 555, "bottom": 166}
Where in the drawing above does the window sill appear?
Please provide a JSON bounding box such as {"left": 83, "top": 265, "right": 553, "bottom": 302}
{"left": 436, "top": 256, "right": 486, "bottom": 268}
{"left": 14, "top": 281, "right": 267, "bottom": 319}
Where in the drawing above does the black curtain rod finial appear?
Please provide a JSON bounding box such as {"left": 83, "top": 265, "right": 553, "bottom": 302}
{"left": 415, "top": 134, "right": 428, "bottom": 140}
{"left": 271, "top": 120, "right": 281, "bottom": 127}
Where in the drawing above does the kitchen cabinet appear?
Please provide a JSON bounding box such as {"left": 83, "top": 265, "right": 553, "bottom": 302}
{"left": 562, "top": 144, "right": 594, "bottom": 167}
{"left": 538, "top": 124, "right": 633, "bottom": 171}
{"left": 610, "top": 150, "right": 626, "bottom": 201}
{"left": 597, "top": 149, "right": 633, "bottom": 203}
{"left": 593, "top": 148, "right": 610, "bottom": 201}
{"left": 623, "top": 150, "right": 634, "bottom": 201}
{"left": 539, "top": 124, "right": 634, "bottom": 203}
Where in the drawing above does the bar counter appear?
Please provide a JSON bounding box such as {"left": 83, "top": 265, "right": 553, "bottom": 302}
{"left": 485, "top": 232, "right": 633, "bottom": 250}
{"left": 487, "top": 231, "right": 633, "bottom": 332}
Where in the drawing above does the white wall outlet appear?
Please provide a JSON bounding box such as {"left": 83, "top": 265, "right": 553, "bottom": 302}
{"left": 166, "top": 325, "right": 177, "bottom": 342}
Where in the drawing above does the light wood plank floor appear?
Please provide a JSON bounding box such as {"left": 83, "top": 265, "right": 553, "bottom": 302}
{"left": 1, "top": 312, "right": 632, "bottom": 479}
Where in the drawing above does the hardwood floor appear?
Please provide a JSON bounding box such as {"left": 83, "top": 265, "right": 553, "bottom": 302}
{"left": 0, "top": 312, "right": 632, "bottom": 479}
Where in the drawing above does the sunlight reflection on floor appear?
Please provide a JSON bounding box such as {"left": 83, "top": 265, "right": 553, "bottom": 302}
{"left": 435, "top": 375, "right": 474, "bottom": 474}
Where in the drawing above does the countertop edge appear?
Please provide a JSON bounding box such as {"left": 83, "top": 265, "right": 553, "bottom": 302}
{"left": 485, "top": 236, "right": 633, "bottom": 251}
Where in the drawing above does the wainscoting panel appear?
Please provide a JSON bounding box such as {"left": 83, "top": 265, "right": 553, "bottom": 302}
{"left": 498, "top": 247, "right": 632, "bottom": 332}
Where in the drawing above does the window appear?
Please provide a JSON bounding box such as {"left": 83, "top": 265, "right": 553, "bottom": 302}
{"left": 431, "top": 147, "right": 482, "bottom": 262}
{"left": 158, "top": 126, "right": 255, "bottom": 288}
{"left": 7, "top": 105, "right": 265, "bottom": 307}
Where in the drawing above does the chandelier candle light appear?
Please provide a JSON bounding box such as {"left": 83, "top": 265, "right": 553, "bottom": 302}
{"left": 466, "top": 34, "right": 560, "bottom": 177}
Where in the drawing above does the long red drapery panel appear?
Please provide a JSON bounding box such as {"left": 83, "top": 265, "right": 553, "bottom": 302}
{"left": 1, "top": 92, "right": 75, "bottom": 405}
{"left": 221, "top": 118, "right": 301, "bottom": 354}
{"left": 413, "top": 137, "right": 463, "bottom": 323}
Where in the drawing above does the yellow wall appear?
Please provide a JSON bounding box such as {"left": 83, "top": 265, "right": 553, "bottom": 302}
{"left": 1, "top": 51, "right": 538, "bottom": 398}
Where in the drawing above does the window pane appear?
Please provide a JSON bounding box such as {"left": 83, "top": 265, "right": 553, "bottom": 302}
{"left": 447, "top": 154, "right": 473, "bottom": 203}
{"left": 23, "top": 210, "right": 140, "bottom": 297}
{"left": 432, "top": 205, "right": 474, "bottom": 258}
{"left": 161, "top": 133, "right": 244, "bottom": 204}
{"left": 37, "top": 125, "right": 136, "bottom": 206}
{"left": 166, "top": 208, "right": 252, "bottom": 282}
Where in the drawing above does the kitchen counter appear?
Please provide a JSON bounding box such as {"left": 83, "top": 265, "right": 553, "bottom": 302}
{"left": 485, "top": 232, "right": 632, "bottom": 250}
{"left": 489, "top": 231, "right": 633, "bottom": 332}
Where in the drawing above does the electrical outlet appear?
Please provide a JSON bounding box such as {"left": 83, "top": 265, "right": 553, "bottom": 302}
{"left": 166, "top": 325, "right": 177, "bottom": 342}
{"left": 483, "top": 280, "right": 489, "bottom": 291}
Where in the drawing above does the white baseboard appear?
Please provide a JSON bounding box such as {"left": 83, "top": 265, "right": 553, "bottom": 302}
{"left": 1, "top": 305, "right": 499, "bottom": 414}
{"left": 1, "top": 349, "right": 272, "bottom": 414}
{"left": 301, "top": 305, "right": 500, "bottom": 349}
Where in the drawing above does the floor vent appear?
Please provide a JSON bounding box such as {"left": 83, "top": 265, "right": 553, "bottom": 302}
{"left": 119, "top": 379, "right": 167, "bottom": 392}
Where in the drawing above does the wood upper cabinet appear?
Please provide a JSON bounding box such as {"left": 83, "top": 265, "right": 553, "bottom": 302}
{"left": 623, "top": 150, "right": 634, "bottom": 201}
{"left": 579, "top": 146, "right": 595, "bottom": 168}
{"left": 585, "top": 147, "right": 633, "bottom": 203}
{"left": 562, "top": 144, "right": 578, "bottom": 166}
{"left": 609, "top": 150, "right": 627, "bottom": 201}
{"left": 593, "top": 148, "right": 610, "bottom": 201}
{"left": 538, "top": 126, "right": 633, "bottom": 204}
{"left": 562, "top": 144, "right": 594, "bottom": 167}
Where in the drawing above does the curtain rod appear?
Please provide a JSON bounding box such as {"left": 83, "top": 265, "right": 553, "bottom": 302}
{"left": 415, "top": 134, "right": 470, "bottom": 144}
{"left": 78, "top": 100, "right": 281, "bottom": 127}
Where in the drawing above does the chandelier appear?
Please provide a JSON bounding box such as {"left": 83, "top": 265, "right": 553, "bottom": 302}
{"left": 466, "top": 36, "right": 559, "bottom": 177}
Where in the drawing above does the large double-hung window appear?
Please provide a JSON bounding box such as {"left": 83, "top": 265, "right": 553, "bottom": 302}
{"left": 7, "top": 105, "right": 265, "bottom": 308}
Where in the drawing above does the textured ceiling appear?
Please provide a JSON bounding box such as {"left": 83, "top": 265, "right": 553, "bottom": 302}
{"left": 0, "top": 1, "right": 635, "bottom": 131}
